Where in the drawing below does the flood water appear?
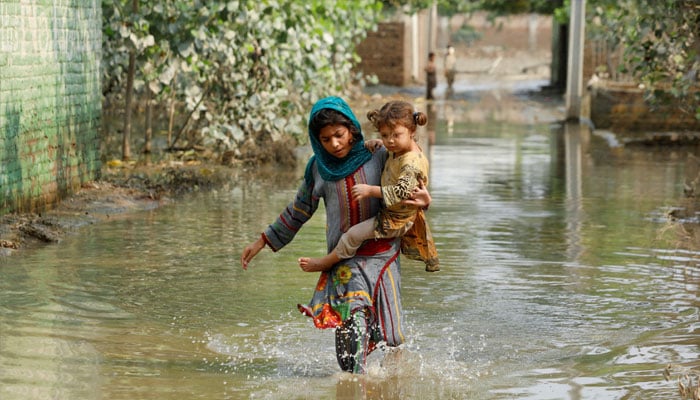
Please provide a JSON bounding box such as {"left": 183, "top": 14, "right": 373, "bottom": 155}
{"left": 2, "top": 88, "right": 699, "bottom": 399}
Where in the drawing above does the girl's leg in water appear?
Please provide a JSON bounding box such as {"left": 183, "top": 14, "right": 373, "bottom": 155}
{"left": 335, "top": 307, "right": 379, "bottom": 374}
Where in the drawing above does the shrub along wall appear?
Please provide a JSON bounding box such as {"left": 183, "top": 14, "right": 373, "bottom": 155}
{"left": 588, "top": 82, "right": 700, "bottom": 133}
{"left": 0, "top": 1, "right": 101, "bottom": 215}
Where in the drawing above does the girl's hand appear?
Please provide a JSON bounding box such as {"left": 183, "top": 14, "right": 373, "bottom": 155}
{"left": 241, "top": 236, "right": 266, "bottom": 270}
{"left": 403, "top": 180, "right": 431, "bottom": 209}
{"left": 351, "top": 184, "right": 373, "bottom": 201}
{"left": 364, "top": 139, "right": 384, "bottom": 153}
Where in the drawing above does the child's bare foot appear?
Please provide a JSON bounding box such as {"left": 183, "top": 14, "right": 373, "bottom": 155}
{"left": 299, "top": 252, "right": 341, "bottom": 272}
{"left": 299, "top": 257, "right": 327, "bottom": 272}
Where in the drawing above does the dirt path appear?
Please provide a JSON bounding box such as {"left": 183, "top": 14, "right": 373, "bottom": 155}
{"left": 0, "top": 184, "right": 156, "bottom": 255}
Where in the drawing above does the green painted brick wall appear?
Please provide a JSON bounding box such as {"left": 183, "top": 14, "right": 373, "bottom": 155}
{"left": 0, "top": 0, "right": 102, "bottom": 215}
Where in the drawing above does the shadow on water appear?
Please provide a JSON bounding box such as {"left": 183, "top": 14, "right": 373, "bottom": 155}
{"left": 1, "top": 80, "right": 699, "bottom": 399}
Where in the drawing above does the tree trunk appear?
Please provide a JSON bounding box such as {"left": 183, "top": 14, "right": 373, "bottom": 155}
{"left": 123, "top": 51, "right": 135, "bottom": 161}
{"left": 144, "top": 86, "right": 152, "bottom": 157}
{"left": 168, "top": 89, "right": 175, "bottom": 148}
{"left": 122, "top": 0, "right": 139, "bottom": 161}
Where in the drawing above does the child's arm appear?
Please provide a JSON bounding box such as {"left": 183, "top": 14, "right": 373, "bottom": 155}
{"left": 351, "top": 183, "right": 381, "bottom": 201}
{"left": 382, "top": 165, "right": 424, "bottom": 208}
{"left": 353, "top": 173, "right": 423, "bottom": 206}
{"left": 241, "top": 160, "right": 321, "bottom": 270}
{"left": 402, "top": 179, "right": 431, "bottom": 209}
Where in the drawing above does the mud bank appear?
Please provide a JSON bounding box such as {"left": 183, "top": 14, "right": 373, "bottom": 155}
{"left": 0, "top": 163, "right": 242, "bottom": 257}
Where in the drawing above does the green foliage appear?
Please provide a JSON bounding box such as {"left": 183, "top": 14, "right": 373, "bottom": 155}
{"left": 102, "top": 0, "right": 382, "bottom": 155}
{"left": 588, "top": 0, "right": 700, "bottom": 117}
{"left": 450, "top": 24, "right": 481, "bottom": 45}
{"left": 380, "top": 0, "right": 476, "bottom": 17}
{"left": 380, "top": 0, "right": 560, "bottom": 17}
{"left": 477, "top": 0, "right": 561, "bottom": 16}
{"left": 552, "top": 0, "right": 570, "bottom": 25}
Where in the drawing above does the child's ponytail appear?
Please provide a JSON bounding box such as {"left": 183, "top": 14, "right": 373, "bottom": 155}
{"left": 413, "top": 111, "right": 428, "bottom": 127}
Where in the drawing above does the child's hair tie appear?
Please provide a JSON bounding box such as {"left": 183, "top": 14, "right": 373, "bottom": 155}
{"left": 413, "top": 112, "right": 418, "bottom": 121}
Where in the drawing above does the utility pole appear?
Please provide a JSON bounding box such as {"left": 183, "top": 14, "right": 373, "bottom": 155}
{"left": 565, "top": 0, "right": 586, "bottom": 120}
{"left": 428, "top": 1, "right": 438, "bottom": 52}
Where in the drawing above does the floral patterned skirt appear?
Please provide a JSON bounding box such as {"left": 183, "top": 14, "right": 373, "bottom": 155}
{"left": 297, "top": 238, "right": 404, "bottom": 346}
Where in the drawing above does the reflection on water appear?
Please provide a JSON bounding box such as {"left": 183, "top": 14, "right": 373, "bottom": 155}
{"left": 2, "top": 91, "right": 699, "bottom": 399}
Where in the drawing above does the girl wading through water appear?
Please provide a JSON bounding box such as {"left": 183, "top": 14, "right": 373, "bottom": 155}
{"left": 299, "top": 100, "right": 440, "bottom": 272}
{"left": 240, "top": 96, "right": 431, "bottom": 374}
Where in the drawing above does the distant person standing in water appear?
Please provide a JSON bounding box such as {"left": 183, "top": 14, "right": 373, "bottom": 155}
{"left": 445, "top": 44, "right": 457, "bottom": 93}
{"left": 425, "top": 52, "right": 437, "bottom": 100}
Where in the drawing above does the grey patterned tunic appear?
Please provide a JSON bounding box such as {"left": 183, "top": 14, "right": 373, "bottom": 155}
{"left": 262, "top": 148, "right": 406, "bottom": 349}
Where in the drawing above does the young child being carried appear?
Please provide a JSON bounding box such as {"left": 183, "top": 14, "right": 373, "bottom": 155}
{"left": 299, "top": 100, "right": 440, "bottom": 272}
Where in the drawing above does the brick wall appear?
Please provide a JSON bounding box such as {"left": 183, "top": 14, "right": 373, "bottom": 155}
{"left": 0, "top": 1, "right": 102, "bottom": 215}
{"left": 356, "top": 22, "right": 408, "bottom": 86}
{"left": 356, "top": 13, "right": 553, "bottom": 87}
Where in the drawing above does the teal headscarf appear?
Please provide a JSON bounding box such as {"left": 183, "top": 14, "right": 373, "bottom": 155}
{"left": 305, "top": 96, "right": 372, "bottom": 182}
